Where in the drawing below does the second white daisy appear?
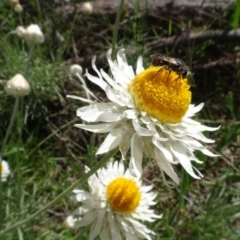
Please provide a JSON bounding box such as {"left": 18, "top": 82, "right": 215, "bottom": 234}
{"left": 65, "top": 161, "right": 161, "bottom": 240}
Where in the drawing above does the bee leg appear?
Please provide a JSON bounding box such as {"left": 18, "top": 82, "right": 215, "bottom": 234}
{"left": 175, "top": 76, "right": 181, "bottom": 82}
{"left": 166, "top": 67, "right": 171, "bottom": 81}
{"left": 152, "top": 66, "right": 165, "bottom": 79}
{"left": 173, "top": 70, "right": 182, "bottom": 83}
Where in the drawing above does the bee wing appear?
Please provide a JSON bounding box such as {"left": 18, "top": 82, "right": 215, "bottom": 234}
{"left": 150, "top": 53, "right": 160, "bottom": 59}
{"left": 160, "top": 55, "right": 179, "bottom": 65}
{"left": 175, "top": 58, "right": 185, "bottom": 65}
{"left": 187, "top": 72, "right": 195, "bottom": 86}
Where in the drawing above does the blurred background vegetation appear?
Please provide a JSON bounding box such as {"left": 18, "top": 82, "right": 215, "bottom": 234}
{"left": 0, "top": 0, "right": 240, "bottom": 239}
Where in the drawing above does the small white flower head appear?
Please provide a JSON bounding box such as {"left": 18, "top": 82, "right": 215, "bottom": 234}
{"left": 16, "top": 26, "right": 26, "bottom": 38}
{"left": 24, "top": 24, "right": 44, "bottom": 44}
{"left": 68, "top": 49, "right": 220, "bottom": 184}
{"left": 5, "top": 73, "right": 31, "bottom": 97}
{"left": 81, "top": 2, "right": 93, "bottom": 15}
{"left": 70, "top": 64, "right": 83, "bottom": 77}
{"left": 16, "top": 24, "right": 44, "bottom": 45}
{"left": 0, "top": 160, "right": 10, "bottom": 182}
{"left": 14, "top": 3, "right": 23, "bottom": 12}
{"left": 66, "top": 161, "right": 161, "bottom": 239}
{"left": 9, "top": 0, "right": 23, "bottom": 12}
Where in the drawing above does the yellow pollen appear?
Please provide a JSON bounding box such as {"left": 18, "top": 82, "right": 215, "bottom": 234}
{"left": 106, "top": 177, "right": 141, "bottom": 214}
{"left": 128, "top": 66, "right": 192, "bottom": 123}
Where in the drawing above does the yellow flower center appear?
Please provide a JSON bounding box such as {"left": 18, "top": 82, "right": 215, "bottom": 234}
{"left": 0, "top": 163, "right": 2, "bottom": 173}
{"left": 106, "top": 177, "right": 141, "bottom": 214}
{"left": 128, "top": 66, "right": 192, "bottom": 123}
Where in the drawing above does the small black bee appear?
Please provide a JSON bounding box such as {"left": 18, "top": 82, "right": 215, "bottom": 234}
{"left": 150, "top": 54, "right": 194, "bottom": 85}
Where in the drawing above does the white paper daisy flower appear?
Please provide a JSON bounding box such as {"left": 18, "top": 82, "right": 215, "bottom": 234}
{"left": 65, "top": 161, "right": 161, "bottom": 240}
{"left": 67, "top": 49, "right": 220, "bottom": 184}
{"left": 0, "top": 160, "right": 10, "bottom": 181}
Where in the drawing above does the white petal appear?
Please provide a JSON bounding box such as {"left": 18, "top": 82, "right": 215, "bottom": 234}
{"left": 186, "top": 103, "right": 204, "bottom": 117}
{"left": 117, "top": 49, "right": 127, "bottom": 67}
{"left": 198, "top": 124, "right": 221, "bottom": 132}
{"left": 100, "top": 69, "right": 115, "bottom": 88}
{"left": 100, "top": 224, "right": 111, "bottom": 240}
{"left": 193, "top": 103, "right": 204, "bottom": 112}
{"left": 154, "top": 148, "right": 179, "bottom": 184}
{"left": 124, "top": 109, "right": 138, "bottom": 119}
{"left": 107, "top": 211, "right": 121, "bottom": 240}
{"left": 77, "top": 106, "right": 122, "bottom": 122}
{"left": 152, "top": 137, "right": 173, "bottom": 163}
{"left": 119, "top": 128, "right": 134, "bottom": 158}
{"left": 170, "top": 144, "right": 201, "bottom": 179}
{"left": 132, "top": 119, "right": 155, "bottom": 136}
{"left": 105, "top": 86, "right": 126, "bottom": 107}
{"left": 74, "top": 122, "right": 116, "bottom": 133}
{"left": 153, "top": 133, "right": 169, "bottom": 142}
{"left": 96, "top": 128, "right": 123, "bottom": 154}
{"left": 85, "top": 69, "right": 107, "bottom": 91}
{"left": 200, "top": 148, "right": 219, "bottom": 157}
{"left": 89, "top": 210, "right": 105, "bottom": 240}
{"left": 71, "top": 210, "right": 97, "bottom": 228}
{"left": 190, "top": 132, "right": 215, "bottom": 143}
{"left": 66, "top": 94, "right": 94, "bottom": 103}
{"left": 136, "top": 56, "right": 144, "bottom": 74}
{"left": 130, "top": 133, "right": 143, "bottom": 177}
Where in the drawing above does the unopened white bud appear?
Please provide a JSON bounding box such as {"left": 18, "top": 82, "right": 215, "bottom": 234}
{"left": 16, "top": 24, "right": 44, "bottom": 45}
{"left": 81, "top": 2, "right": 93, "bottom": 15}
{"left": 14, "top": 3, "right": 23, "bottom": 12}
{"left": 0, "top": 160, "right": 10, "bottom": 182}
{"left": 5, "top": 74, "right": 31, "bottom": 97}
{"left": 70, "top": 64, "right": 83, "bottom": 76}
{"left": 24, "top": 24, "right": 44, "bottom": 44}
{"left": 16, "top": 26, "right": 26, "bottom": 38}
{"left": 64, "top": 216, "right": 75, "bottom": 228}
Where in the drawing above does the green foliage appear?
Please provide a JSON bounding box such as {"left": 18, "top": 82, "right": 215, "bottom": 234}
{"left": 232, "top": 0, "right": 240, "bottom": 28}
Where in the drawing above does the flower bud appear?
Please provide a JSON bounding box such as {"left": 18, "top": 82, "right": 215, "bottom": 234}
{"left": 70, "top": 64, "right": 83, "bottom": 77}
{"left": 14, "top": 3, "right": 23, "bottom": 12}
{"left": 5, "top": 74, "right": 31, "bottom": 97}
{"left": 81, "top": 2, "right": 93, "bottom": 15}
{"left": 24, "top": 24, "right": 44, "bottom": 44}
{"left": 16, "top": 26, "right": 26, "bottom": 38}
{"left": 0, "top": 160, "right": 10, "bottom": 182}
{"left": 64, "top": 216, "right": 75, "bottom": 228}
{"left": 16, "top": 24, "right": 44, "bottom": 45}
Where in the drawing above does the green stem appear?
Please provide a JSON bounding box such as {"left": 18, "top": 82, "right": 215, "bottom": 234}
{"left": 16, "top": 45, "right": 35, "bottom": 157}
{"left": 25, "top": 45, "right": 35, "bottom": 78}
{"left": 0, "top": 97, "right": 19, "bottom": 159}
{"left": 111, "top": 0, "right": 125, "bottom": 59}
{"left": 0, "top": 148, "right": 118, "bottom": 237}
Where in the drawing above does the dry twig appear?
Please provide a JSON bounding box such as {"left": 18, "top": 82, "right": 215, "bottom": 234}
{"left": 147, "top": 29, "right": 240, "bottom": 50}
